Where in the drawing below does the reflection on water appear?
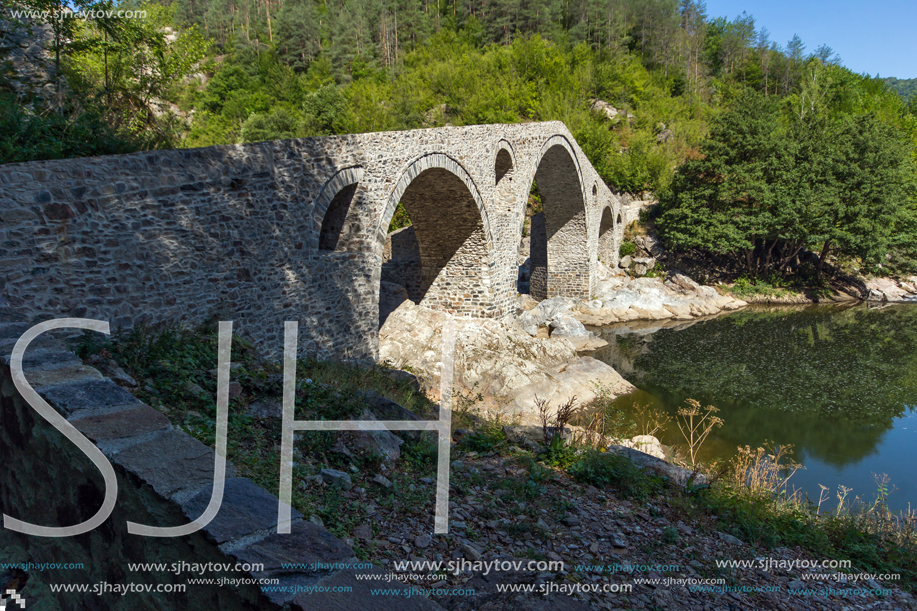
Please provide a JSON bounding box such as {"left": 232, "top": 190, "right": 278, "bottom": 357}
{"left": 594, "top": 303, "right": 917, "bottom": 511}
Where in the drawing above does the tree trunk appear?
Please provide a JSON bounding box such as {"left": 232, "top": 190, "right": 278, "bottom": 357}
{"left": 816, "top": 241, "right": 831, "bottom": 280}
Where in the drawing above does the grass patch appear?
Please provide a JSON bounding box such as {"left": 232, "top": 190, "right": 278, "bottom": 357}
{"left": 567, "top": 449, "right": 666, "bottom": 501}
{"left": 71, "top": 321, "right": 441, "bottom": 558}
{"left": 727, "top": 276, "right": 798, "bottom": 298}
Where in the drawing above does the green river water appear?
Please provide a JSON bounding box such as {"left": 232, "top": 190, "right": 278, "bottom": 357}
{"left": 593, "top": 302, "right": 917, "bottom": 512}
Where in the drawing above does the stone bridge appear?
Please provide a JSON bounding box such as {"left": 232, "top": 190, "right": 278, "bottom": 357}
{"left": 0, "top": 121, "right": 624, "bottom": 360}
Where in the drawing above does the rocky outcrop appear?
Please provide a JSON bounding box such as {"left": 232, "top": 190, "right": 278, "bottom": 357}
{"left": 516, "top": 296, "right": 608, "bottom": 350}
{"left": 588, "top": 98, "right": 634, "bottom": 123}
{"left": 865, "top": 276, "right": 917, "bottom": 302}
{"left": 378, "top": 300, "right": 634, "bottom": 425}
{"left": 617, "top": 195, "right": 656, "bottom": 228}
{"left": 515, "top": 264, "right": 746, "bottom": 329}
{"left": 606, "top": 445, "right": 707, "bottom": 488}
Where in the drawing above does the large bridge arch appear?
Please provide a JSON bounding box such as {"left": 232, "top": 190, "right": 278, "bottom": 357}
{"left": 524, "top": 135, "right": 592, "bottom": 300}
{"left": 377, "top": 153, "right": 498, "bottom": 319}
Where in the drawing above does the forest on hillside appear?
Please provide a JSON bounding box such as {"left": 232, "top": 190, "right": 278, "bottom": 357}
{"left": 885, "top": 77, "right": 917, "bottom": 101}
{"left": 2, "top": 0, "right": 916, "bottom": 279}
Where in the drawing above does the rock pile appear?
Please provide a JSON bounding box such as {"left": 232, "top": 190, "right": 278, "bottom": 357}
{"left": 513, "top": 264, "right": 746, "bottom": 330}
{"left": 589, "top": 98, "right": 635, "bottom": 124}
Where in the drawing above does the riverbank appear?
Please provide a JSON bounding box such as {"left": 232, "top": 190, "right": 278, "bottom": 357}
{"left": 66, "top": 323, "right": 917, "bottom": 610}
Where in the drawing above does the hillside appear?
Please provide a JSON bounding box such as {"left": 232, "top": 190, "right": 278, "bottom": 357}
{"left": 2, "top": 0, "right": 916, "bottom": 280}
{"left": 885, "top": 77, "right": 917, "bottom": 101}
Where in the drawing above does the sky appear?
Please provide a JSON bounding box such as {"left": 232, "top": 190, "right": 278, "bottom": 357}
{"left": 703, "top": 0, "right": 917, "bottom": 79}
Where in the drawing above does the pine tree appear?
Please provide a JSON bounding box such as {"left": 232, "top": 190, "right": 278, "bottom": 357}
{"left": 275, "top": 0, "right": 321, "bottom": 72}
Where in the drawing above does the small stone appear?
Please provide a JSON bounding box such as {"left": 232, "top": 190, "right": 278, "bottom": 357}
{"left": 451, "top": 460, "right": 464, "bottom": 470}
{"left": 247, "top": 397, "right": 282, "bottom": 419}
{"left": 414, "top": 534, "right": 432, "bottom": 548}
{"left": 109, "top": 366, "right": 137, "bottom": 387}
{"left": 716, "top": 531, "right": 743, "bottom": 546}
{"left": 561, "top": 515, "right": 581, "bottom": 527}
{"left": 461, "top": 543, "right": 482, "bottom": 561}
{"left": 185, "top": 381, "right": 206, "bottom": 396}
{"left": 309, "top": 515, "right": 324, "bottom": 528}
{"left": 372, "top": 474, "right": 393, "bottom": 488}
{"left": 320, "top": 468, "right": 352, "bottom": 491}
{"left": 353, "top": 524, "right": 373, "bottom": 540}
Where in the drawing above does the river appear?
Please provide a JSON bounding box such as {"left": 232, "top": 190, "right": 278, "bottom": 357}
{"left": 593, "top": 302, "right": 917, "bottom": 512}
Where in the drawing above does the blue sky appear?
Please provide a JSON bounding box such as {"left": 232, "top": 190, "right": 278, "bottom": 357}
{"left": 704, "top": 0, "right": 917, "bottom": 79}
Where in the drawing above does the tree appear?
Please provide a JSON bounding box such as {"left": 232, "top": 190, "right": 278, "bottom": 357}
{"left": 801, "top": 113, "right": 913, "bottom": 277}
{"left": 658, "top": 89, "right": 791, "bottom": 275}
{"left": 659, "top": 84, "right": 915, "bottom": 281}
{"left": 274, "top": 0, "right": 321, "bottom": 72}
{"left": 240, "top": 106, "right": 301, "bottom": 141}
{"left": 302, "top": 83, "right": 346, "bottom": 134}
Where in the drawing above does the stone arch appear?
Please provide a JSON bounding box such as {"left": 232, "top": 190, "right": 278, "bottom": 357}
{"left": 377, "top": 153, "right": 497, "bottom": 320}
{"left": 525, "top": 135, "right": 591, "bottom": 300}
{"left": 312, "top": 166, "right": 364, "bottom": 252}
{"left": 598, "top": 205, "right": 616, "bottom": 264}
{"left": 494, "top": 139, "right": 516, "bottom": 186}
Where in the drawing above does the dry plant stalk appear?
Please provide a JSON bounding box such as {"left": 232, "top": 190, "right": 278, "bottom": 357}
{"left": 676, "top": 399, "right": 723, "bottom": 467}
{"left": 632, "top": 402, "right": 671, "bottom": 437}
{"left": 732, "top": 441, "right": 802, "bottom": 499}
{"left": 536, "top": 395, "right": 579, "bottom": 444}
{"left": 821, "top": 474, "right": 917, "bottom": 549}
{"left": 580, "top": 408, "right": 608, "bottom": 448}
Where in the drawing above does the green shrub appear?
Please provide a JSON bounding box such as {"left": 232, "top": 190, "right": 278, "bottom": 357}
{"left": 619, "top": 240, "right": 637, "bottom": 257}
{"left": 460, "top": 428, "right": 506, "bottom": 453}
{"left": 0, "top": 93, "right": 143, "bottom": 164}
{"left": 539, "top": 435, "right": 579, "bottom": 468}
{"left": 568, "top": 450, "right": 664, "bottom": 500}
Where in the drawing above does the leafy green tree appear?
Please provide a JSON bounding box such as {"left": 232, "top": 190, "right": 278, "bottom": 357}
{"left": 803, "top": 113, "right": 913, "bottom": 277}
{"left": 658, "top": 89, "right": 791, "bottom": 273}
{"left": 0, "top": 93, "right": 141, "bottom": 163}
{"left": 302, "top": 84, "right": 346, "bottom": 135}
{"left": 240, "top": 106, "right": 302, "bottom": 141}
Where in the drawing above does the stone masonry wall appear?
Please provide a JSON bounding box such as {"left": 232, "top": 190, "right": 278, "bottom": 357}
{"left": 0, "top": 122, "right": 623, "bottom": 360}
